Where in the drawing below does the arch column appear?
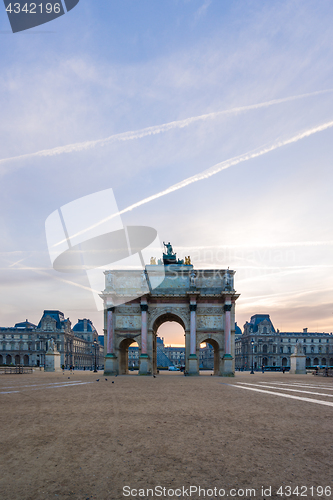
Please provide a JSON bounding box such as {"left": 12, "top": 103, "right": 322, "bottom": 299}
{"left": 222, "top": 296, "right": 234, "bottom": 376}
{"left": 188, "top": 293, "right": 199, "bottom": 375}
{"left": 104, "top": 306, "right": 118, "bottom": 375}
{"left": 139, "top": 297, "right": 149, "bottom": 375}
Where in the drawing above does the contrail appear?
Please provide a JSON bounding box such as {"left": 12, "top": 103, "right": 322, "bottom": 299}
{"left": 53, "top": 117, "right": 333, "bottom": 247}
{"left": 0, "top": 89, "right": 331, "bottom": 167}
{"left": 115, "top": 119, "right": 333, "bottom": 214}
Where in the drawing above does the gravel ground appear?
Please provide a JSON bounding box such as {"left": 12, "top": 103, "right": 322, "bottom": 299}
{"left": 0, "top": 370, "right": 332, "bottom": 500}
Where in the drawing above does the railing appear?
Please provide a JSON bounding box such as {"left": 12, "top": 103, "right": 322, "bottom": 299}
{"left": 0, "top": 365, "right": 33, "bottom": 374}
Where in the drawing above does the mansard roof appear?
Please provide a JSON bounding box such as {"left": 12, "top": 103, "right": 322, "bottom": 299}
{"left": 235, "top": 322, "right": 242, "bottom": 336}
{"left": 72, "top": 318, "right": 96, "bottom": 333}
{"left": 14, "top": 320, "right": 36, "bottom": 329}
{"left": 37, "top": 310, "right": 67, "bottom": 330}
{"left": 247, "top": 314, "right": 276, "bottom": 333}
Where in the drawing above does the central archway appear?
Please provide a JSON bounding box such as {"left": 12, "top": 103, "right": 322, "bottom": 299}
{"left": 152, "top": 312, "right": 187, "bottom": 375}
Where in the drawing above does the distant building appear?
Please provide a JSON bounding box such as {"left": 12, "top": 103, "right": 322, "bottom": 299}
{"left": 0, "top": 311, "right": 103, "bottom": 369}
{"left": 128, "top": 323, "right": 241, "bottom": 370}
{"left": 235, "top": 314, "right": 333, "bottom": 370}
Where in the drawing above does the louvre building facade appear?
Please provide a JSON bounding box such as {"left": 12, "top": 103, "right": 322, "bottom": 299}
{"left": 0, "top": 310, "right": 103, "bottom": 369}
{"left": 235, "top": 314, "right": 333, "bottom": 370}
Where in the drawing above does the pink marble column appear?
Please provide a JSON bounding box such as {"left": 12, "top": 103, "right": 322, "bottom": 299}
{"left": 141, "top": 298, "right": 148, "bottom": 355}
{"left": 190, "top": 298, "right": 197, "bottom": 355}
{"left": 107, "top": 308, "right": 114, "bottom": 355}
{"left": 224, "top": 300, "right": 232, "bottom": 355}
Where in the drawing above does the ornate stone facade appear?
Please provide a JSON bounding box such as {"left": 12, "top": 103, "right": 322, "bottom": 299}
{"left": 102, "top": 264, "right": 239, "bottom": 376}
{"left": 0, "top": 311, "right": 103, "bottom": 369}
{"left": 235, "top": 314, "right": 333, "bottom": 370}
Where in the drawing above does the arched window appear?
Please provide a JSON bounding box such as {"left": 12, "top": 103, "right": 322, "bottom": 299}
{"left": 263, "top": 344, "right": 268, "bottom": 354}
{"left": 263, "top": 327, "right": 267, "bottom": 334}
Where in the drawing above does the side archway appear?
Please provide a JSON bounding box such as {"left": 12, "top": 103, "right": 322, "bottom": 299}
{"left": 118, "top": 338, "right": 140, "bottom": 375}
{"left": 198, "top": 338, "right": 222, "bottom": 375}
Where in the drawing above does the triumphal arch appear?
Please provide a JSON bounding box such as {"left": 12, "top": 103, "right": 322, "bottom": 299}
{"left": 102, "top": 243, "right": 239, "bottom": 376}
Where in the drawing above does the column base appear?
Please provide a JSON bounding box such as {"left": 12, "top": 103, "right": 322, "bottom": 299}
{"left": 104, "top": 354, "right": 118, "bottom": 376}
{"left": 139, "top": 354, "right": 150, "bottom": 375}
{"left": 222, "top": 354, "right": 234, "bottom": 377}
{"left": 187, "top": 355, "right": 199, "bottom": 375}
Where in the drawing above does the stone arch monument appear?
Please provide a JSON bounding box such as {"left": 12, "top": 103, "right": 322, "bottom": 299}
{"left": 102, "top": 244, "right": 239, "bottom": 376}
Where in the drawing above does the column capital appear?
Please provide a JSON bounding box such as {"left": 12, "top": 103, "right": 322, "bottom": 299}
{"left": 107, "top": 307, "right": 115, "bottom": 313}
{"left": 224, "top": 304, "right": 232, "bottom": 312}
{"left": 141, "top": 304, "right": 149, "bottom": 312}
{"left": 189, "top": 304, "right": 197, "bottom": 312}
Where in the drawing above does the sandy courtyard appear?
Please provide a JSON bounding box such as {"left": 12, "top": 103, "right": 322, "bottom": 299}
{"left": 0, "top": 371, "right": 332, "bottom": 500}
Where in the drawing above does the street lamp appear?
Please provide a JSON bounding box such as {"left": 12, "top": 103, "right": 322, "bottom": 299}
{"left": 93, "top": 339, "right": 98, "bottom": 373}
{"left": 250, "top": 339, "right": 255, "bottom": 374}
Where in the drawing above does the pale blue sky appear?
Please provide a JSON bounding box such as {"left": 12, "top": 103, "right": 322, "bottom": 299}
{"left": 1, "top": 0, "right": 333, "bottom": 342}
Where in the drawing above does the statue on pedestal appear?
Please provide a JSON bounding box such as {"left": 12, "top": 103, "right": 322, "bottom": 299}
{"left": 190, "top": 270, "right": 196, "bottom": 287}
{"left": 48, "top": 338, "right": 55, "bottom": 352}
{"left": 162, "top": 242, "right": 184, "bottom": 265}
{"left": 294, "top": 340, "right": 304, "bottom": 355}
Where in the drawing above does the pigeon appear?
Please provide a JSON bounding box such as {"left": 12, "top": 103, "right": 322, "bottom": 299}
{"left": 153, "top": 375, "right": 156, "bottom": 378}
{"left": 112, "top": 381, "right": 114, "bottom": 384}
{"left": 96, "top": 379, "right": 99, "bottom": 382}
{"left": 105, "top": 378, "right": 108, "bottom": 381}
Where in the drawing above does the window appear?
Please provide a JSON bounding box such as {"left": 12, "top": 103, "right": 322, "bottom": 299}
{"left": 319, "top": 339, "right": 321, "bottom": 343}
{"left": 280, "top": 347, "right": 283, "bottom": 354}
{"left": 288, "top": 347, "right": 291, "bottom": 353}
